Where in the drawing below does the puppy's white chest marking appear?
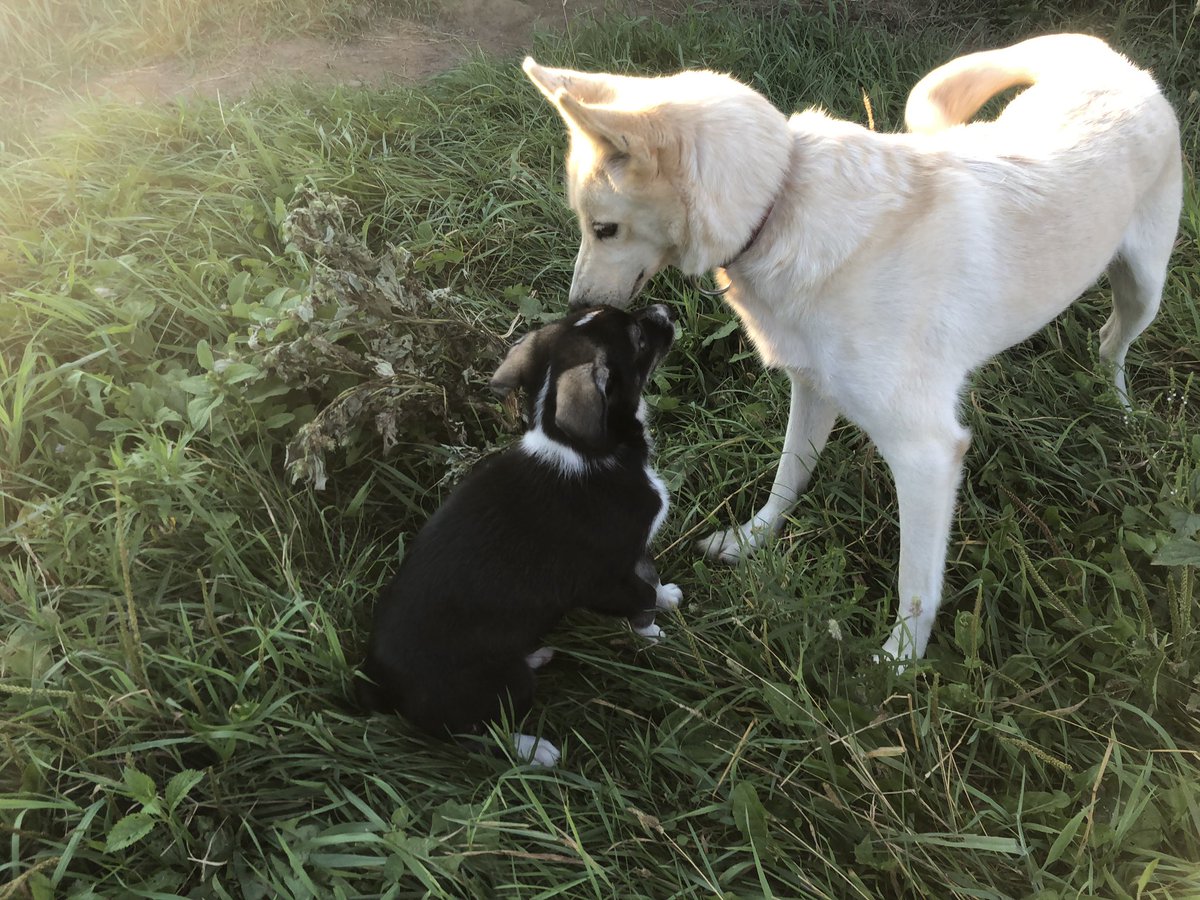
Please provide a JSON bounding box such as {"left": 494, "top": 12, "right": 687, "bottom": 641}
{"left": 520, "top": 369, "right": 593, "bottom": 476}
{"left": 520, "top": 429, "right": 590, "bottom": 476}
{"left": 645, "top": 465, "right": 669, "bottom": 543}
{"left": 634, "top": 403, "right": 668, "bottom": 543}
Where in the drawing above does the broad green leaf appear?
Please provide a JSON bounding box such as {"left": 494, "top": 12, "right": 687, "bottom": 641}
{"left": 730, "top": 781, "right": 772, "bottom": 854}
{"left": 196, "top": 339, "right": 214, "bottom": 371}
{"left": 701, "top": 317, "right": 740, "bottom": 347}
{"left": 165, "top": 769, "right": 205, "bottom": 813}
{"left": 105, "top": 812, "right": 156, "bottom": 853}
{"left": 121, "top": 767, "right": 157, "bottom": 805}
{"left": 1152, "top": 537, "right": 1200, "bottom": 567}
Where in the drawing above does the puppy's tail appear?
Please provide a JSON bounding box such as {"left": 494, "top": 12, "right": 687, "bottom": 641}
{"left": 904, "top": 34, "right": 1120, "bottom": 134}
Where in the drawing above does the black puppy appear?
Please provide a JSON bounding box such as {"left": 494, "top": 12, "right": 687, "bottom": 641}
{"left": 358, "top": 304, "right": 680, "bottom": 765}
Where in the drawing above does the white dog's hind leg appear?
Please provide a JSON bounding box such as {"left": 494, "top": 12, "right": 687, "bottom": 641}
{"left": 876, "top": 424, "right": 970, "bottom": 668}
{"left": 700, "top": 372, "right": 837, "bottom": 562}
{"left": 1099, "top": 179, "right": 1179, "bottom": 408}
{"left": 1100, "top": 255, "right": 1161, "bottom": 409}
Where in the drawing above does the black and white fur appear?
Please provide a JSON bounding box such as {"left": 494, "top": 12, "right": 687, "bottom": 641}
{"left": 358, "top": 304, "right": 679, "bottom": 766}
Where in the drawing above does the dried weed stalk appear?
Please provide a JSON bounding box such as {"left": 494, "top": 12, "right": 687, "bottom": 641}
{"left": 259, "top": 188, "right": 507, "bottom": 488}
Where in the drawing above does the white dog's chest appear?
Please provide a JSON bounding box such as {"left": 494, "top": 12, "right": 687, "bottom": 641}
{"left": 726, "top": 287, "right": 840, "bottom": 382}
{"left": 723, "top": 282, "right": 902, "bottom": 429}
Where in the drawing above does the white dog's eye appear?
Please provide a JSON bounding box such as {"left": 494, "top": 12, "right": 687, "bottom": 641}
{"left": 592, "top": 222, "right": 618, "bottom": 240}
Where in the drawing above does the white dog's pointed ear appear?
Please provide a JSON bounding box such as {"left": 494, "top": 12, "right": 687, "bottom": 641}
{"left": 490, "top": 333, "right": 539, "bottom": 397}
{"left": 554, "top": 359, "right": 609, "bottom": 446}
{"left": 556, "top": 92, "right": 650, "bottom": 162}
{"left": 523, "top": 57, "right": 618, "bottom": 106}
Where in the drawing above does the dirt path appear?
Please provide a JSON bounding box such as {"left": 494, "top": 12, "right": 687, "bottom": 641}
{"left": 81, "top": 0, "right": 686, "bottom": 107}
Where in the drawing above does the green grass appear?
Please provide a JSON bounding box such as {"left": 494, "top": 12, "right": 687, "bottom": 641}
{"left": 2, "top": 1, "right": 1199, "bottom": 897}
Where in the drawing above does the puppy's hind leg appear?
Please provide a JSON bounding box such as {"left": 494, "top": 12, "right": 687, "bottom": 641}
{"left": 700, "top": 371, "right": 837, "bottom": 563}
{"left": 511, "top": 732, "right": 562, "bottom": 767}
{"left": 489, "top": 660, "right": 561, "bottom": 767}
{"left": 525, "top": 647, "right": 555, "bottom": 669}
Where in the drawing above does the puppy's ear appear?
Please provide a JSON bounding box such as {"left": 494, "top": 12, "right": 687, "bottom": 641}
{"left": 522, "top": 57, "right": 619, "bottom": 106}
{"left": 490, "top": 334, "right": 538, "bottom": 397}
{"left": 554, "top": 360, "right": 609, "bottom": 446}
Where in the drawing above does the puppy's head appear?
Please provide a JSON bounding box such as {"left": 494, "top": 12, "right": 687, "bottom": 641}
{"left": 490, "top": 304, "right": 675, "bottom": 455}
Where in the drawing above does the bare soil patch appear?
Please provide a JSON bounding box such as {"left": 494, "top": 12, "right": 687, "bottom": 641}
{"left": 80, "top": 0, "right": 687, "bottom": 107}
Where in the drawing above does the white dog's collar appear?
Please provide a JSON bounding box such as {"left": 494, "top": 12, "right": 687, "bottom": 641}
{"left": 721, "top": 198, "right": 777, "bottom": 270}
{"left": 691, "top": 195, "right": 779, "bottom": 297}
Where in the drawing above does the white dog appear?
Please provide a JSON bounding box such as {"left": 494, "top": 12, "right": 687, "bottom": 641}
{"left": 523, "top": 34, "right": 1181, "bottom": 664}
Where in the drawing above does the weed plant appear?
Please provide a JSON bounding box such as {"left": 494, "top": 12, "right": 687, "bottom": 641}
{"left": 1, "top": 1, "right": 1198, "bottom": 897}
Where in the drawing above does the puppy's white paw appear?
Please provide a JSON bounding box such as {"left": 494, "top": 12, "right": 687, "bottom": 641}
{"left": 512, "top": 733, "right": 561, "bottom": 767}
{"left": 525, "top": 647, "right": 555, "bottom": 670}
{"left": 633, "top": 621, "right": 666, "bottom": 643}
{"left": 655, "top": 582, "right": 682, "bottom": 610}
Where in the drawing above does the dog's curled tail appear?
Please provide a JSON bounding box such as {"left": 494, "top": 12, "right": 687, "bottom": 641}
{"left": 904, "top": 33, "right": 1116, "bottom": 134}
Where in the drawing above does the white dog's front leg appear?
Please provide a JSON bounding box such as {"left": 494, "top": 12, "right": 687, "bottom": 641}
{"left": 700, "top": 372, "right": 837, "bottom": 562}
{"left": 876, "top": 427, "right": 970, "bottom": 668}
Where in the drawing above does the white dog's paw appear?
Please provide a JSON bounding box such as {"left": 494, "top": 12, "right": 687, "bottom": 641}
{"left": 633, "top": 621, "right": 666, "bottom": 643}
{"left": 697, "top": 528, "right": 748, "bottom": 563}
{"left": 655, "top": 582, "right": 682, "bottom": 610}
{"left": 512, "top": 733, "right": 561, "bottom": 767}
{"left": 697, "top": 521, "right": 770, "bottom": 563}
{"left": 874, "top": 636, "right": 909, "bottom": 675}
{"left": 524, "top": 647, "right": 555, "bottom": 670}
{"left": 875, "top": 621, "right": 928, "bottom": 674}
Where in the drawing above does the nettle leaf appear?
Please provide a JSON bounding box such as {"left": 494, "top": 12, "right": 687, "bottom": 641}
{"left": 517, "top": 292, "right": 543, "bottom": 322}
{"left": 1165, "top": 506, "right": 1200, "bottom": 537}
{"left": 165, "top": 769, "right": 205, "bottom": 813}
{"left": 105, "top": 811, "right": 157, "bottom": 853}
{"left": 122, "top": 767, "right": 157, "bottom": 805}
